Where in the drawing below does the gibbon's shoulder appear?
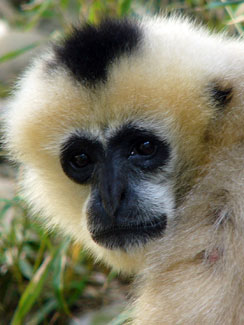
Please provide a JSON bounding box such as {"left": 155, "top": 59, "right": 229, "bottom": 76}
{"left": 132, "top": 145, "right": 244, "bottom": 324}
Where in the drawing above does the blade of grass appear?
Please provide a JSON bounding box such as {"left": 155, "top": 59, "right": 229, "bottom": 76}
{"left": 26, "top": 299, "right": 58, "bottom": 325}
{"left": 227, "top": 15, "right": 244, "bottom": 24}
{"left": 206, "top": 1, "right": 244, "bottom": 9}
{"left": 66, "top": 278, "right": 88, "bottom": 306}
{"left": 60, "top": 0, "right": 69, "bottom": 9}
{"left": 33, "top": 235, "right": 48, "bottom": 273}
{"left": 18, "top": 258, "right": 33, "bottom": 280}
{"left": 221, "top": 0, "right": 244, "bottom": 36}
{"left": 108, "top": 308, "right": 133, "bottom": 325}
{"left": 11, "top": 255, "right": 52, "bottom": 325}
{"left": 0, "top": 43, "right": 39, "bottom": 64}
{"left": 0, "top": 197, "right": 22, "bottom": 205}
{"left": 10, "top": 240, "right": 64, "bottom": 325}
{"left": 53, "top": 239, "right": 71, "bottom": 316}
{"left": 24, "top": 0, "right": 52, "bottom": 30}
{"left": 118, "top": 0, "right": 133, "bottom": 16}
{"left": 0, "top": 202, "right": 13, "bottom": 219}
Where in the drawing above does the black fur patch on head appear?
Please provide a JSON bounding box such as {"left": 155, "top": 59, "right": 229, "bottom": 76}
{"left": 53, "top": 19, "right": 142, "bottom": 86}
{"left": 209, "top": 81, "right": 233, "bottom": 109}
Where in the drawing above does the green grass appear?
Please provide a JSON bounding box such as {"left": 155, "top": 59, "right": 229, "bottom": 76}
{"left": 0, "top": 196, "right": 122, "bottom": 324}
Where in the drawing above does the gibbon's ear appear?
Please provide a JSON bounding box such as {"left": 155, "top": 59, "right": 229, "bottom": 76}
{"left": 208, "top": 80, "right": 233, "bottom": 110}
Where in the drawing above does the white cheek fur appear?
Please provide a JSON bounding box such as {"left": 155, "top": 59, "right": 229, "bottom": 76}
{"left": 136, "top": 179, "right": 175, "bottom": 222}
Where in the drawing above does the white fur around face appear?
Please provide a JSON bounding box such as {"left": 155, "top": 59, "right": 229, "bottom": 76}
{"left": 4, "top": 15, "right": 244, "bottom": 274}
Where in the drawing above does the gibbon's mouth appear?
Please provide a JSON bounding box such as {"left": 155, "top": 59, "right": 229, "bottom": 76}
{"left": 90, "top": 215, "right": 167, "bottom": 250}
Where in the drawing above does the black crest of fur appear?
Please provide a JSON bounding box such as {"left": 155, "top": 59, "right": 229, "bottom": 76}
{"left": 54, "top": 19, "right": 142, "bottom": 86}
{"left": 210, "top": 81, "right": 233, "bottom": 109}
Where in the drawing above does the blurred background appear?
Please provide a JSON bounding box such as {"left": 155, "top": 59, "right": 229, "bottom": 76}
{"left": 0, "top": 1, "right": 244, "bottom": 324}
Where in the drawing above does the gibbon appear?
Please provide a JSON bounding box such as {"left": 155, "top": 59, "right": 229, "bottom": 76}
{"left": 3, "top": 15, "right": 244, "bottom": 322}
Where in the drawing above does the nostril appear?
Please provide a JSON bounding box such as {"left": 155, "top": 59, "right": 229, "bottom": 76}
{"left": 120, "top": 190, "right": 126, "bottom": 202}
{"left": 112, "top": 189, "right": 126, "bottom": 217}
{"left": 98, "top": 165, "right": 128, "bottom": 217}
{"left": 101, "top": 186, "right": 127, "bottom": 217}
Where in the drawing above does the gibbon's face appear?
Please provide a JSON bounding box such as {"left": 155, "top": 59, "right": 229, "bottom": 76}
{"left": 5, "top": 17, "right": 240, "bottom": 272}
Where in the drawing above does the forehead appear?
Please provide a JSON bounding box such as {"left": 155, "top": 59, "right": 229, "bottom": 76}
{"left": 9, "top": 17, "right": 222, "bottom": 163}
{"left": 36, "top": 18, "right": 221, "bottom": 130}
{"left": 13, "top": 56, "right": 211, "bottom": 167}
{"left": 30, "top": 52, "right": 212, "bottom": 139}
{"left": 22, "top": 63, "right": 209, "bottom": 140}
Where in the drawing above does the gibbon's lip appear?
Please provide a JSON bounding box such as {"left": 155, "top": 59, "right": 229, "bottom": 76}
{"left": 90, "top": 216, "right": 167, "bottom": 248}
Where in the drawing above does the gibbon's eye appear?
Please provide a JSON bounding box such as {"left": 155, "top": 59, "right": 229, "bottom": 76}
{"left": 70, "top": 153, "right": 91, "bottom": 169}
{"left": 109, "top": 125, "right": 171, "bottom": 171}
{"left": 60, "top": 135, "right": 103, "bottom": 184}
{"left": 131, "top": 140, "right": 157, "bottom": 156}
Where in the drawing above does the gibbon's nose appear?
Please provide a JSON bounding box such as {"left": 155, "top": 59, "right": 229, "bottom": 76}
{"left": 98, "top": 161, "right": 127, "bottom": 217}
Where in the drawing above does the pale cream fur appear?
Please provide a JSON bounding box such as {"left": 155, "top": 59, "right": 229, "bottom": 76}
{"left": 3, "top": 17, "right": 244, "bottom": 320}
{"left": 132, "top": 145, "right": 244, "bottom": 324}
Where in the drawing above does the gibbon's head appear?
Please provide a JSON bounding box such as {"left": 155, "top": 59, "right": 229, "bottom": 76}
{"left": 4, "top": 16, "right": 244, "bottom": 273}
